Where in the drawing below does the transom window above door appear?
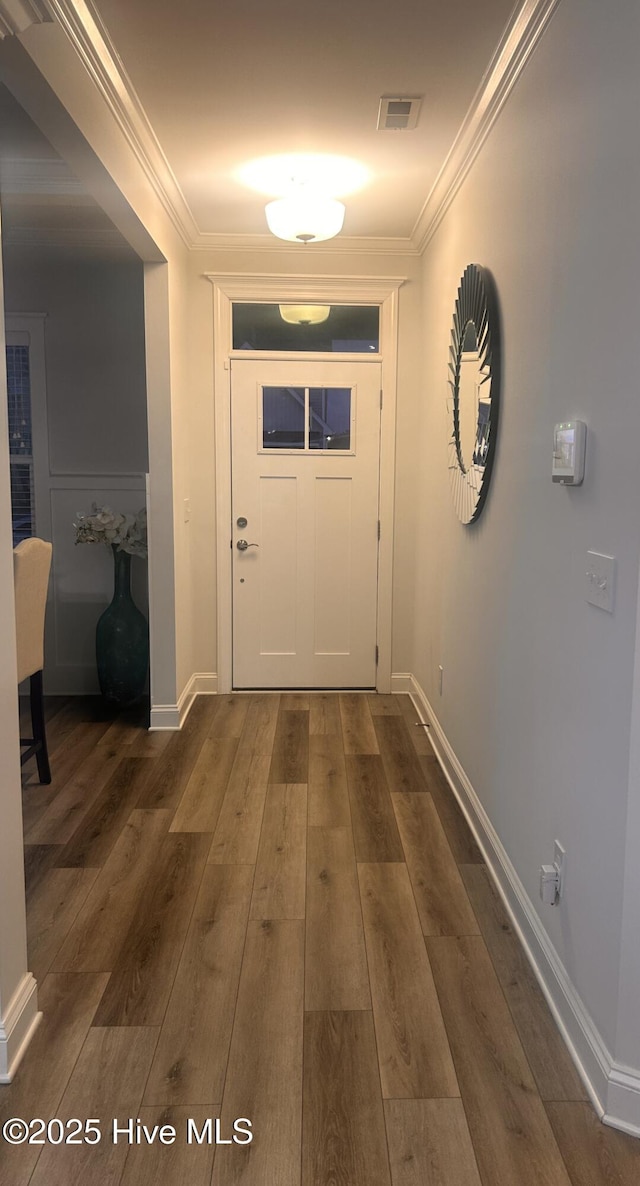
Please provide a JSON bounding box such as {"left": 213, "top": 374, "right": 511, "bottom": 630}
{"left": 260, "top": 386, "right": 353, "bottom": 453}
{"left": 232, "top": 303, "right": 379, "bottom": 353}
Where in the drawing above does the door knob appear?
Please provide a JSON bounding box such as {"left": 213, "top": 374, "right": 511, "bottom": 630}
{"left": 236, "top": 539, "right": 259, "bottom": 551}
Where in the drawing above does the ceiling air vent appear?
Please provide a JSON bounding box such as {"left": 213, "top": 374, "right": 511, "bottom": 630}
{"left": 377, "top": 95, "right": 422, "bottom": 131}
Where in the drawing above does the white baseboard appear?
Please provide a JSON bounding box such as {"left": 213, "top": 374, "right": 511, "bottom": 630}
{"left": 388, "top": 671, "right": 414, "bottom": 693}
{"left": 149, "top": 673, "right": 217, "bottom": 731}
{"left": 0, "top": 974, "right": 41, "bottom": 1083}
{"left": 391, "top": 671, "right": 640, "bottom": 1138}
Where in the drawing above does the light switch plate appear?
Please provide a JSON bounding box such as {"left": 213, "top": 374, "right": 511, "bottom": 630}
{"left": 586, "top": 551, "right": 616, "bottom": 613}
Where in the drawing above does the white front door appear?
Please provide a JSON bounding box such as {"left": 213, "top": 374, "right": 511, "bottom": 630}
{"left": 231, "top": 359, "right": 381, "bottom": 688}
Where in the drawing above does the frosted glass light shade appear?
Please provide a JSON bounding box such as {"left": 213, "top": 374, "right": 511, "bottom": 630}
{"left": 265, "top": 196, "right": 345, "bottom": 243}
{"left": 278, "top": 304, "right": 331, "bottom": 326}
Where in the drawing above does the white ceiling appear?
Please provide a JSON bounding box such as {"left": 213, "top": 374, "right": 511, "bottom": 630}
{"left": 0, "top": 0, "right": 524, "bottom": 250}
{"left": 89, "top": 0, "right": 517, "bottom": 241}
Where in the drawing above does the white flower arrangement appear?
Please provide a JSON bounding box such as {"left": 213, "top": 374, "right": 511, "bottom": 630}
{"left": 73, "top": 504, "right": 148, "bottom": 558}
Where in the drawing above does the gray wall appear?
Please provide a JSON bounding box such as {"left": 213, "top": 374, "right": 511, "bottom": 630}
{"left": 3, "top": 247, "right": 149, "bottom": 693}
{"left": 3, "top": 248, "right": 147, "bottom": 474}
{"left": 413, "top": 0, "right": 640, "bottom": 1064}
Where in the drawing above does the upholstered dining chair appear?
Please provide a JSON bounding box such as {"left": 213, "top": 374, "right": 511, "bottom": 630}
{"left": 14, "top": 537, "right": 53, "bottom": 784}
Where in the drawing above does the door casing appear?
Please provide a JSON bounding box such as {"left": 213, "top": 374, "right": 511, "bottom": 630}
{"left": 208, "top": 272, "right": 405, "bottom": 694}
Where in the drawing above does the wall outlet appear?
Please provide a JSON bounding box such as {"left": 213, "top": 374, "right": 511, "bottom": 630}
{"left": 438, "top": 665, "right": 443, "bottom": 695}
{"left": 586, "top": 551, "right": 615, "bottom": 613}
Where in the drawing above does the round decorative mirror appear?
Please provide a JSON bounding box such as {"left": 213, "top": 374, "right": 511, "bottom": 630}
{"left": 447, "top": 263, "right": 500, "bottom": 524}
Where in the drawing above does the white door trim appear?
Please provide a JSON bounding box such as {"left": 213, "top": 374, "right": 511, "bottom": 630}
{"left": 206, "top": 272, "right": 405, "bottom": 694}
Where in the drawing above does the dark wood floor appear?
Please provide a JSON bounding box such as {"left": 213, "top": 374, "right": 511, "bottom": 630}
{"left": 3, "top": 692, "right": 640, "bottom": 1185}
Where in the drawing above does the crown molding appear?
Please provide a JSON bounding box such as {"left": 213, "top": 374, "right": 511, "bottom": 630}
{"left": 0, "top": 156, "right": 85, "bottom": 194}
{"left": 411, "top": 0, "right": 564, "bottom": 252}
{"left": 40, "top": 0, "right": 198, "bottom": 247}
{"left": 0, "top": 0, "right": 50, "bottom": 38}
{"left": 191, "top": 231, "right": 419, "bottom": 257}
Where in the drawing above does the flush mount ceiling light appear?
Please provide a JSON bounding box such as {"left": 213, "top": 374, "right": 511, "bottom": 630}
{"left": 278, "top": 304, "right": 331, "bottom": 325}
{"left": 265, "top": 194, "right": 345, "bottom": 244}
{"left": 239, "top": 154, "right": 366, "bottom": 245}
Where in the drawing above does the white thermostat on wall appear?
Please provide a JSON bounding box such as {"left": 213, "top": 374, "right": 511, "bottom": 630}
{"left": 552, "top": 420, "right": 586, "bottom": 485}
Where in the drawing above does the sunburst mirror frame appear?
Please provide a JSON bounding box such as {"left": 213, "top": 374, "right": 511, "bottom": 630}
{"left": 447, "top": 263, "right": 501, "bottom": 524}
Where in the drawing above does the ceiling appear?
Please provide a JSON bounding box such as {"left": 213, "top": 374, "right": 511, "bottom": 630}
{"left": 0, "top": 0, "right": 521, "bottom": 250}
{"left": 85, "top": 0, "right": 517, "bottom": 242}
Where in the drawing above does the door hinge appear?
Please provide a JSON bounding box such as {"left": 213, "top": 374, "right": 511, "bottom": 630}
{"left": 377, "top": 519, "right": 381, "bottom": 540}
{"left": 380, "top": 389, "right": 383, "bottom": 409}
{"left": 375, "top": 645, "right": 379, "bottom": 666}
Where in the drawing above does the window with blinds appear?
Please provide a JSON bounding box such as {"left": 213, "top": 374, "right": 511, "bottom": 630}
{"left": 6, "top": 344, "right": 34, "bottom": 545}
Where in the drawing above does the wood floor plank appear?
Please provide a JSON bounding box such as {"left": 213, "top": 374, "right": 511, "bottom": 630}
{"left": 34, "top": 696, "right": 84, "bottom": 753}
{"left": 236, "top": 693, "right": 281, "bottom": 754}
{"left": 384, "top": 1099, "right": 482, "bottom": 1186}
{"left": 211, "top": 919, "right": 304, "bottom": 1186}
{"left": 0, "top": 972, "right": 109, "bottom": 1186}
{"left": 280, "top": 692, "right": 310, "bottom": 710}
{"left": 21, "top": 721, "right": 112, "bottom": 835}
{"left": 93, "top": 831, "right": 210, "bottom": 1026}
{"left": 21, "top": 778, "right": 59, "bottom": 835}
{"left": 309, "top": 692, "right": 342, "bottom": 735}
{"left": 392, "top": 793, "right": 479, "bottom": 936}
{"left": 24, "top": 739, "right": 124, "bottom": 844}
{"left": 346, "top": 754, "right": 404, "bottom": 862}
{"left": 250, "top": 784, "right": 307, "bottom": 920}
{"left": 127, "top": 726, "right": 173, "bottom": 758}
{"left": 27, "top": 866, "right": 100, "bottom": 980}
{"left": 119, "top": 1106, "right": 217, "bottom": 1186}
{"left": 368, "top": 693, "right": 402, "bottom": 716}
{"left": 420, "top": 757, "right": 484, "bottom": 864}
{"left": 460, "top": 863, "right": 588, "bottom": 1101}
{"left": 52, "top": 808, "right": 170, "bottom": 973}
{"left": 95, "top": 711, "right": 147, "bottom": 749}
{"left": 45, "top": 719, "right": 112, "bottom": 777}
{"left": 138, "top": 697, "right": 214, "bottom": 811}
{"left": 308, "top": 733, "right": 351, "bottom": 828}
{"left": 43, "top": 706, "right": 110, "bottom": 763}
{"left": 427, "top": 935, "right": 572, "bottom": 1186}
{"left": 339, "top": 693, "right": 379, "bottom": 754}
{"left": 305, "top": 826, "right": 371, "bottom": 1011}
{"left": 395, "top": 695, "right": 437, "bottom": 755}
{"left": 208, "top": 752, "right": 271, "bottom": 864}
{"left": 269, "top": 709, "right": 309, "bottom": 783}
{"left": 170, "top": 737, "right": 238, "bottom": 832}
{"left": 303, "top": 1011, "right": 392, "bottom": 1186}
{"left": 358, "top": 862, "right": 459, "bottom": 1099}
{"left": 29, "top": 1027, "right": 159, "bottom": 1186}
{"left": 374, "top": 715, "right": 429, "bottom": 793}
{"left": 24, "top": 843, "right": 62, "bottom": 899}
{"left": 207, "top": 693, "right": 250, "bottom": 738}
{"left": 55, "top": 756, "right": 156, "bottom": 867}
{"left": 545, "top": 1102, "right": 640, "bottom": 1185}
{"left": 143, "top": 864, "right": 253, "bottom": 1106}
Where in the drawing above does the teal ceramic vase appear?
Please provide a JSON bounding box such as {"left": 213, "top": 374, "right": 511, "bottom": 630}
{"left": 96, "top": 545, "right": 148, "bottom": 707}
